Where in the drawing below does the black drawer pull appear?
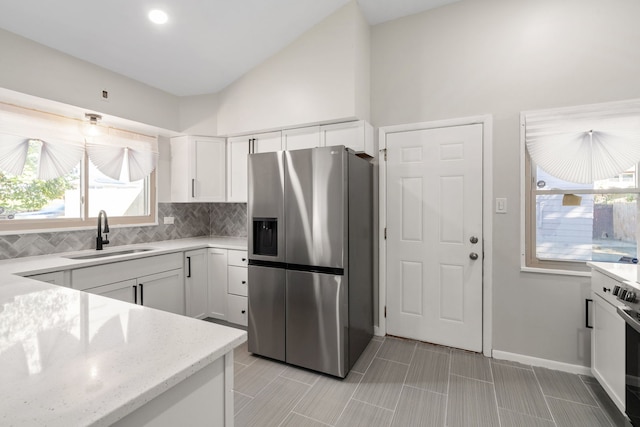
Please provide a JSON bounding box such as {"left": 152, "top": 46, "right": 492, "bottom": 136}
{"left": 242, "top": 281, "right": 246, "bottom": 285}
{"left": 585, "top": 298, "right": 593, "bottom": 329}
{"left": 241, "top": 310, "right": 246, "bottom": 314}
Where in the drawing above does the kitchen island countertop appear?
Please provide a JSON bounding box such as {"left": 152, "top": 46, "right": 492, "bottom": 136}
{"left": 0, "top": 236, "right": 247, "bottom": 426}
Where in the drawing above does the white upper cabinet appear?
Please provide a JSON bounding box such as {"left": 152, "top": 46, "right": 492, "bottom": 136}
{"left": 227, "top": 131, "right": 282, "bottom": 202}
{"left": 283, "top": 126, "right": 321, "bottom": 151}
{"left": 321, "top": 120, "right": 374, "bottom": 157}
{"left": 170, "top": 136, "right": 226, "bottom": 202}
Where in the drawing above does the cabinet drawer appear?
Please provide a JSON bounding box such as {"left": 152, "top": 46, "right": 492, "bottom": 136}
{"left": 228, "top": 250, "right": 248, "bottom": 267}
{"left": 227, "top": 294, "right": 248, "bottom": 326}
{"left": 228, "top": 266, "right": 248, "bottom": 296}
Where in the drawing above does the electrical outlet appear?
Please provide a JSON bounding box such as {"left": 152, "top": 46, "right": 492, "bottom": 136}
{"left": 496, "top": 198, "right": 507, "bottom": 214}
{"left": 101, "top": 90, "right": 109, "bottom": 102}
{"left": 163, "top": 216, "right": 174, "bottom": 225}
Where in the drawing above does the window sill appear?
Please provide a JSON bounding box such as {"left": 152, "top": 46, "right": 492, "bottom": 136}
{"left": 520, "top": 266, "right": 591, "bottom": 278}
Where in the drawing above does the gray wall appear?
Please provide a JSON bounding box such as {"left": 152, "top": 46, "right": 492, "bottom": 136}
{"left": 371, "top": 0, "right": 640, "bottom": 367}
{"left": 0, "top": 203, "right": 247, "bottom": 260}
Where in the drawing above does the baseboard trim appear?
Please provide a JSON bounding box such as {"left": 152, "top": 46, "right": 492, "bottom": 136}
{"left": 492, "top": 350, "right": 592, "bottom": 376}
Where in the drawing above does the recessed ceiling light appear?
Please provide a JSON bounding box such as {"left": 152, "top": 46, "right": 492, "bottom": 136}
{"left": 148, "top": 9, "right": 168, "bottom": 25}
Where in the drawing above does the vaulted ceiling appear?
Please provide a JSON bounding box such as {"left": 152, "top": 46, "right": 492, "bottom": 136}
{"left": 0, "top": 0, "right": 459, "bottom": 97}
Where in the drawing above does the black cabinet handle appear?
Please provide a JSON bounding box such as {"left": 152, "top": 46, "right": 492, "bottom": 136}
{"left": 585, "top": 298, "right": 593, "bottom": 329}
{"left": 242, "top": 258, "right": 246, "bottom": 262}
{"left": 191, "top": 179, "right": 195, "bottom": 198}
{"left": 187, "top": 256, "right": 192, "bottom": 278}
{"left": 140, "top": 283, "right": 144, "bottom": 306}
{"left": 242, "top": 281, "right": 246, "bottom": 285}
{"left": 603, "top": 287, "right": 611, "bottom": 293}
{"left": 133, "top": 285, "right": 137, "bottom": 304}
{"left": 241, "top": 310, "right": 246, "bottom": 314}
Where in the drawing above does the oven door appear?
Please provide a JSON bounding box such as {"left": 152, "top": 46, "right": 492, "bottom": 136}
{"left": 619, "top": 308, "right": 640, "bottom": 426}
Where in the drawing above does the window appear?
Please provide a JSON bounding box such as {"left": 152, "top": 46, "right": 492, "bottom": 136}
{"left": 0, "top": 102, "right": 157, "bottom": 233}
{"left": 522, "top": 100, "right": 640, "bottom": 272}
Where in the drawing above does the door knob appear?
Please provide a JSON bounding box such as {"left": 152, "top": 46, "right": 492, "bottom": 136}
{"left": 469, "top": 252, "right": 479, "bottom": 260}
{"left": 470, "top": 236, "right": 479, "bottom": 244}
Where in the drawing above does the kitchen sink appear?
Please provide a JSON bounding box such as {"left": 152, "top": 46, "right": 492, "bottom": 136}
{"left": 65, "top": 248, "right": 155, "bottom": 260}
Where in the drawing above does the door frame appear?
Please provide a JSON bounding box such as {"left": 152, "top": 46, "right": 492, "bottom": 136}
{"left": 378, "top": 115, "right": 494, "bottom": 357}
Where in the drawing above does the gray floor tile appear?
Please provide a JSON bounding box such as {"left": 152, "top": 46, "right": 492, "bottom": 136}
{"left": 235, "top": 376, "right": 310, "bottom": 427}
{"left": 351, "top": 339, "right": 383, "bottom": 373}
{"left": 391, "top": 386, "right": 446, "bottom": 427}
{"left": 547, "top": 396, "right": 613, "bottom": 427}
{"left": 534, "top": 366, "right": 598, "bottom": 406}
{"left": 451, "top": 349, "right": 493, "bottom": 382}
{"left": 293, "top": 371, "right": 363, "bottom": 425}
{"left": 446, "top": 374, "right": 500, "bottom": 427}
{"left": 417, "top": 341, "right": 452, "bottom": 354}
{"left": 336, "top": 399, "right": 394, "bottom": 427}
{"left": 234, "top": 340, "right": 258, "bottom": 366}
{"left": 353, "top": 357, "right": 408, "bottom": 410}
{"left": 234, "top": 356, "right": 287, "bottom": 397}
{"left": 235, "top": 362, "right": 247, "bottom": 375}
{"left": 376, "top": 336, "right": 416, "bottom": 364}
{"left": 405, "top": 347, "right": 450, "bottom": 394}
{"left": 234, "top": 391, "right": 253, "bottom": 415}
{"left": 280, "top": 365, "right": 320, "bottom": 385}
{"left": 579, "top": 374, "right": 599, "bottom": 385}
{"left": 492, "top": 363, "right": 553, "bottom": 420}
{"left": 372, "top": 335, "right": 385, "bottom": 342}
{"left": 582, "top": 379, "right": 627, "bottom": 427}
{"left": 282, "top": 413, "right": 330, "bottom": 427}
{"left": 498, "top": 408, "right": 556, "bottom": 427}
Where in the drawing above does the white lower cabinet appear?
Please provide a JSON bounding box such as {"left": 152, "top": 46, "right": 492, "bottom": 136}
{"left": 26, "top": 270, "right": 69, "bottom": 287}
{"left": 72, "top": 253, "right": 185, "bottom": 316}
{"left": 227, "top": 250, "right": 248, "bottom": 326}
{"left": 590, "top": 270, "right": 625, "bottom": 412}
{"left": 185, "top": 249, "right": 208, "bottom": 319}
{"left": 208, "top": 248, "right": 228, "bottom": 320}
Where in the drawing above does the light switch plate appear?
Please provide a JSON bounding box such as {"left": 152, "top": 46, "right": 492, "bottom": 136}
{"left": 496, "top": 198, "right": 507, "bottom": 214}
{"left": 163, "top": 216, "right": 175, "bottom": 225}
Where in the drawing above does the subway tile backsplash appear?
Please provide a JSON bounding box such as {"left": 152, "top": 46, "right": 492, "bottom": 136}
{"left": 0, "top": 203, "right": 247, "bottom": 260}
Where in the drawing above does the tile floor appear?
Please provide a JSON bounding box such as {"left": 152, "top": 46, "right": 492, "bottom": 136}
{"left": 232, "top": 336, "right": 628, "bottom": 427}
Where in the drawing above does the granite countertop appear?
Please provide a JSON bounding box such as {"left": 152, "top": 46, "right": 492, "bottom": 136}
{"left": 0, "top": 236, "right": 248, "bottom": 426}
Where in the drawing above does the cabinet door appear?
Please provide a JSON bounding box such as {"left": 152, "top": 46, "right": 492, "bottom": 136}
{"left": 194, "top": 138, "right": 226, "bottom": 202}
{"left": 185, "top": 249, "right": 208, "bottom": 319}
{"left": 226, "top": 136, "right": 250, "bottom": 202}
{"left": 227, "top": 294, "right": 248, "bottom": 326}
{"left": 228, "top": 266, "right": 248, "bottom": 296}
{"left": 86, "top": 279, "right": 137, "bottom": 304}
{"left": 321, "top": 121, "right": 374, "bottom": 157}
{"left": 283, "top": 126, "right": 321, "bottom": 151}
{"left": 592, "top": 293, "right": 625, "bottom": 411}
{"left": 138, "top": 269, "right": 185, "bottom": 315}
{"left": 208, "top": 248, "right": 228, "bottom": 320}
{"left": 253, "top": 131, "right": 282, "bottom": 153}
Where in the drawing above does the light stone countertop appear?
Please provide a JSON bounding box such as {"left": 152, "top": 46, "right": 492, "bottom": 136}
{"left": 0, "top": 236, "right": 248, "bottom": 426}
{"left": 587, "top": 261, "right": 638, "bottom": 284}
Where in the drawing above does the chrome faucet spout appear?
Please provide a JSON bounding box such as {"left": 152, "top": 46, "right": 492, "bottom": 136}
{"left": 96, "top": 210, "right": 110, "bottom": 250}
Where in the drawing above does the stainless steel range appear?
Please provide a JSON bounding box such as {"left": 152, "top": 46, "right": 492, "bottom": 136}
{"left": 615, "top": 281, "right": 640, "bottom": 426}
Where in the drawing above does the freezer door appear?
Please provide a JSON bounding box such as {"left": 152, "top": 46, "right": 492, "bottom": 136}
{"left": 286, "top": 270, "right": 348, "bottom": 377}
{"left": 248, "top": 151, "right": 285, "bottom": 263}
{"left": 248, "top": 265, "right": 286, "bottom": 361}
{"left": 285, "top": 146, "right": 347, "bottom": 268}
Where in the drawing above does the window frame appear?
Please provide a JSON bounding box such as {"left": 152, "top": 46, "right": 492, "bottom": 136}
{"left": 0, "top": 152, "right": 157, "bottom": 234}
{"left": 521, "top": 114, "right": 640, "bottom": 274}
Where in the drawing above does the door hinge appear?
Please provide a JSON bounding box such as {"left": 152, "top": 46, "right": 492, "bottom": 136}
{"left": 384, "top": 306, "right": 387, "bottom": 318}
{"left": 381, "top": 148, "right": 387, "bottom": 161}
{"left": 384, "top": 227, "right": 387, "bottom": 239}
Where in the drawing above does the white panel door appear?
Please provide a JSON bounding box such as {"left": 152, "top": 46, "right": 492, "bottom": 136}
{"left": 138, "top": 269, "right": 185, "bottom": 316}
{"left": 283, "top": 126, "right": 321, "bottom": 151}
{"left": 386, "top": 124, "right": 483, "bottom": 351}
{"left": 253, "top": 131, "right": 282, "bottom": 153}
{"left": 208, "top": 248, "right": 228, "bottom": 320}
{"left": 185, "top": 249, "right": 209, "bottom": 319}
{"left": 227, "top": 136, "right": 250, "bottom": 202}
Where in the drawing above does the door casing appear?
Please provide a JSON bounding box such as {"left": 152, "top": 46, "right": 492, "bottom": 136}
{"left": 378, "top": 115, "right": 494, "bottom": 357}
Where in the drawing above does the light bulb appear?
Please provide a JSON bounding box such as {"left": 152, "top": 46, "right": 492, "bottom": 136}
{"left": 149, "top": 9, "right": 168, "bottom": 25}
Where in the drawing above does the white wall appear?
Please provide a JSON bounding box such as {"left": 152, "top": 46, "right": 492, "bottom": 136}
{"left": 371, "top": 0, "right": 640, "bottom": 367}
{"left": 179, "top": 93, "right": 219, "bottom": 136}
{"left": 216, "top": 1, "right": 370, "bottom": 136}
{"left": 0, "top": 28, "right": 180, "bottom": 131}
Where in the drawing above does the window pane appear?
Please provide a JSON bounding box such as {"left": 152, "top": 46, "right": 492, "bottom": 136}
{"left": 0, "top": 141, "right": 80, "bottom": 220}
{"left": 87, "top": 161, "right": 148, "bottom": 217}
{"left": 536, "top": 193, "right": 638, "bottom": 262}
{"left": 535, "top": 165, "right": 637, "bottom": 191}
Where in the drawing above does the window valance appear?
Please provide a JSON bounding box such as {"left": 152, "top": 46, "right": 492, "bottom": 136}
{"left": 0, "top": 102, "right": 158, "bottom": 182}
{"left": 523, "top": 99, "right": 640, "bottom": 184}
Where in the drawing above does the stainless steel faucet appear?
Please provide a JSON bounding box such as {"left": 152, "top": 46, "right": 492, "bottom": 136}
{"left": 96, "top": 210, "right": 110, "bottom": 250}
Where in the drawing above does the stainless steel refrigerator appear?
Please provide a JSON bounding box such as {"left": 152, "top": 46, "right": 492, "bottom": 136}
{"left": 247, "top": 145, "right": 373, "bottom": 378}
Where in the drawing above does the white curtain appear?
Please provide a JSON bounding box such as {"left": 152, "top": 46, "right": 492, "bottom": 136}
{"left": 0, "top": 102, "right": 85, "bottom": 179}
{"left": 0, "top": 102, "right": 158, "bottom": 182}
{"left": 524, "top": 100, "right": 640, "bottom": 184}
{"left": 86, "top": 128, "right": 158, "bottom": 182}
